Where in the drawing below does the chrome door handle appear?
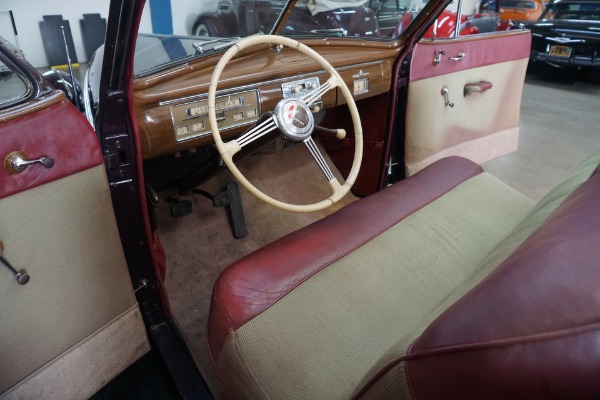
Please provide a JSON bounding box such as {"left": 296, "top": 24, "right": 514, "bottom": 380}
{"left": 4, "top": 151, "right": 55, "bottom": 174}
{"left": 0, "top": 241, "right": 30, "bottom": 285}
{"left": 450, "top": 52, "right": 466, "bottom": 61}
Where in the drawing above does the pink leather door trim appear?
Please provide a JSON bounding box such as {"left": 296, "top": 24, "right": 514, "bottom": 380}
{"left": 410, "top": 31, "right": 531, "bottom": 82}
{"left": 0, "top": 92, "right": 103, "bottom": 199}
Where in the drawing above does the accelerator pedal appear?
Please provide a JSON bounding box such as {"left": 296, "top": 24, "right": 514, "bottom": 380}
{"left": 193, "top": 181, "right": 248, "bottom": 239}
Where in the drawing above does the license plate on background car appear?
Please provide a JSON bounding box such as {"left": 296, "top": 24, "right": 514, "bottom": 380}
{"left": 549, "top": 45, "right": 572, "bottom": 58}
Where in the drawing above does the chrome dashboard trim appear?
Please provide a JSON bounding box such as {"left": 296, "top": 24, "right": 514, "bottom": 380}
{"left": 158, "top": 60, "right": 385, "bottom": 107}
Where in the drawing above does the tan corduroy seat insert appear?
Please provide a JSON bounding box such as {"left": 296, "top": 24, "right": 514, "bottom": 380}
{"left": 217, "top": 172, "right": 534, "bottom": 400}
{"left": 354, "top": 150, "right": 600, "bottom": 399}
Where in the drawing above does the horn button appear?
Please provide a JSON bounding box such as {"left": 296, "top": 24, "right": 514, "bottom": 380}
{"left": 274, "top": 99, "right": 314, "bottom": 142}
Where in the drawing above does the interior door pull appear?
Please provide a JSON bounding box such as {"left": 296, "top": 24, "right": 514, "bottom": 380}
{"left": 4, "top": 151, "right": 55, "bottom": 174}
{"left": 0, "top": 241, "right": 30, "bottom": 285}
{"left": 464, "top": 81, "right": 493, "bottom": 96}
{"left": 450, "top": 51, "right": 466, "bottom": 61}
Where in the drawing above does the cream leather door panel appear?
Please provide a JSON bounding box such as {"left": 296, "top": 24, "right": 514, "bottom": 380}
{"left": 0, "top": 91, "right": 149, "bottom": 399}
{"left": 405, "top": 31, "right": 531, "bottom": 176}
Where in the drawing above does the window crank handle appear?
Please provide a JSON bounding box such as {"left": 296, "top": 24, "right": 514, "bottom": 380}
{"left": 441, "top": 86, "right": 454, "bottom": 108}
{"left": 0, "top": 241, "right": 30, "bottom": 285}
{"left": 3, "top": 151, "right": 55, "bottom": 174}
{"left": 432, "top": 50, "right": 446, "bottom": 66}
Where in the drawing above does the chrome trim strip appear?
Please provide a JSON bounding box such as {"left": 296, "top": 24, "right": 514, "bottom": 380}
{"left": 83, "top": 69, "right": 94, "bottom": 127}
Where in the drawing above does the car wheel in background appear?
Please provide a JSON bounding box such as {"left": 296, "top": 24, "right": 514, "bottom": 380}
{"left": 192, "top": 19, "right": 212, "bottom": 37}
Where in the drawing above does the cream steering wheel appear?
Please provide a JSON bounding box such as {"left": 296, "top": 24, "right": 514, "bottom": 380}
{"left": 208, "top": 35, "right": 363, "bottom": 212}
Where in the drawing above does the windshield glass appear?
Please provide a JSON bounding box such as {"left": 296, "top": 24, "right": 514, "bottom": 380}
{"left": 134, "top": 0, "right": 434, "bottom": 76}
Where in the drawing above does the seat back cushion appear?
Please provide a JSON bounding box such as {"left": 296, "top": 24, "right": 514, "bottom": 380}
{"left": 208, "top": 157, "right": 534, "bottom": 400}
{"left": 354, "top": 149, "right": 600, "bottom": 400}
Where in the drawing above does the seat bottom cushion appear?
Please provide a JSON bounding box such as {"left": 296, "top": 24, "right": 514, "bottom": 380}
{"left": 208, "top": 158, "right": 534, "bottom": 399}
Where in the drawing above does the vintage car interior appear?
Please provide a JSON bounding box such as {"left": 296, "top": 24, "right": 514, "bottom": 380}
{"left": 1, "top": 0, "right": 599, "bottom": 399}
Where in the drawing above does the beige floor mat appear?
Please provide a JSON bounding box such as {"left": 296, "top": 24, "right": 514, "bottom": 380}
{"left": 158, "top": 141, "right": 357, "bottom": 396}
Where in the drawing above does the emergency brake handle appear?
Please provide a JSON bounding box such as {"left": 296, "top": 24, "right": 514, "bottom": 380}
{"left": 464, "top": 81, "right": 493, "bottom": 97}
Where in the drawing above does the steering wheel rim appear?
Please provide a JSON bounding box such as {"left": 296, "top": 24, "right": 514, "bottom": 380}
{"left": 208, "top": 34, "right": 363, "bottom": 212}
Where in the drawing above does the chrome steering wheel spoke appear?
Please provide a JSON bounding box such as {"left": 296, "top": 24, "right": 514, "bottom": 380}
{"left": 236, "top": 114, "right": 279, "bottom": 148}
{"left": 304, "top": 137, "right": 336, "bottom": 182}
{"left": 221, "top": 114, "right": 279, "bottom": 158}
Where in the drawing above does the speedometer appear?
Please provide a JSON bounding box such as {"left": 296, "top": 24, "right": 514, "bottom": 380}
{"left": 186, "top": 98, "right": 244, "bottom": 117}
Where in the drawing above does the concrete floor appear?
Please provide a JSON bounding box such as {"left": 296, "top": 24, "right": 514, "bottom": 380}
{"left": 483, "top": 71, "right": 600, "bottom": 200}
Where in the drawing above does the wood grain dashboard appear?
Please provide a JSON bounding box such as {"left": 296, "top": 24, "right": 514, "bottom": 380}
{"left": 133, "top": 39, "right": 400, "bottom": 159}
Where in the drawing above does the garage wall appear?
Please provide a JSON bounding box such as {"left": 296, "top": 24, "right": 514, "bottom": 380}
{"left": 1, "top": 0, "right": 110, "bottom": 68}
{"left": 0, "top": 0, "right": 217, "bottom": 69}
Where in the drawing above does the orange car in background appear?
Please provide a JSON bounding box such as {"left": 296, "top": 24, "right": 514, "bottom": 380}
{"left": 499, "top": 0, "right": 547, "bottom": 21}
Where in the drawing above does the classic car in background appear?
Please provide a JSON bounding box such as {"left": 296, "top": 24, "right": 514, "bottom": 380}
{"left": 191, "top": 0, "right": 380, "bottom": 37}
{"left": 194, "top": 0, "right": 510, "bottom": 39}
{"left": 524, "top": 0, "right": 600, "bottom": 76}
{"left": 376, "top": 0, "right": 512, "bottom": 38}
{"left": 2, "top": 0, "right": 600, "bottom": 399}
{"left": 499, "top": 0, "right": 547, "bottom": 22}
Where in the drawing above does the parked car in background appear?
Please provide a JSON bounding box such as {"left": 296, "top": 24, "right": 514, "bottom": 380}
{"left": 499, "top": 0, "right": 547, "bottom": 22}
{"left": 376, "top": 0, "right": 512, "bottom": 38}
{"left": 524, "top": 0, "right": 600, "bottom": 76}
{"left": 191, "top": 0, "right": 380, "bottom": 37}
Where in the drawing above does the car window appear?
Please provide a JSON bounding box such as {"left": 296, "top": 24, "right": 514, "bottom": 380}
{"left": 134, "top": 0, "right": 435, "bottom": 76}
{"left": 133, "top": 0, "right": 510, "bottom": 76}
{"left": 543, "top": 2, "right": 600, "bottom": 20}
{"left": 422, "top": 0, "right": 504, "bottom": 39}
{"left": 500, "top": 0, "right": 536, "bottom": 8}
{"left": 0, "top": 60, "right": 30, "bottom": 109}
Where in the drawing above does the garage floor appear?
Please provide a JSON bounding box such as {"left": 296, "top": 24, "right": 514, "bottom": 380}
{"left": 483, "top": 71, "right": 600, "bottom": 200}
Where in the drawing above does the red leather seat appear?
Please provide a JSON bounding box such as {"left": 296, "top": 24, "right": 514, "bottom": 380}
{"left": 207, "top": 155, "right": 600, "bottom": 399}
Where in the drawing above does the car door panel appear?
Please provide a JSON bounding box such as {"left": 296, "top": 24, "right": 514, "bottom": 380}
{"left": 405, "top": 31, "right": 531, "bottom": 176}
{"left": 0, "top": 91, "right": 149, "bottom": 399}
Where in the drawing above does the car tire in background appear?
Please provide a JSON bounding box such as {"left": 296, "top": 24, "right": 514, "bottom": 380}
{"left": 192, "top": 19, "right": 213, "bottom": 36}
{"left": 191, "top": 12, "right": 238, "bottom": 37}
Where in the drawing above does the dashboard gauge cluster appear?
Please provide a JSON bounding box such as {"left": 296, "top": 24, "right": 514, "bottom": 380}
{"left": 169, "top": 89, "right": 260, "bottom": 142}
